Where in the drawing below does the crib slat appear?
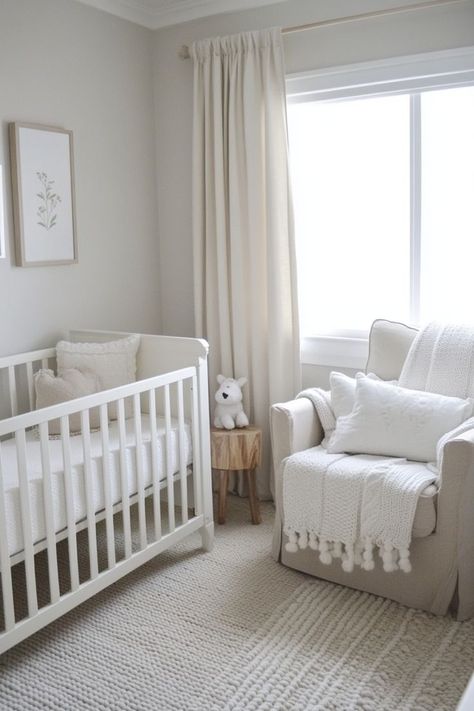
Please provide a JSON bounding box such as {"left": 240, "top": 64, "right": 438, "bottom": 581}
{"left": 60, "top": 417, "right": 80, "bottom": 592}
{"left": 133, "top": 394, "right": 147, "bottom": 550}
{"left": 39, "top": 422, "right": 60, "bottom": 604}
{"left": 117, "top": 399, "right": 132, "bottom": 559}
{"left": 80, "top": 410, "right": 99, "bottom": 579}
{"left": 0, "top": 442, "right": 16, "bottom": 631}
{"left": 191, "top": 373, "right": 203, "bottom": 516}
{"left": 8, "top": 367, "right": 18, "bottom": 417}
{"left": 148, "top": 388, "right": 162, "bottom": 541}
{"left": 41, "top": 358, "right": 49, "bottom": 370}
{"left": 100, "top": 405, "right": 116, "bottom": 569}
{"left": 164, "top": 384, "right": 175, "bottom": 532}
{"left": 26, "top": 362, "right": 34, "bottom": 411}
{"left": 177, "top": 379, "right": 188, "bottom": 524}
{"left": 15, "top": 429, "right": 38, "bottom": 617}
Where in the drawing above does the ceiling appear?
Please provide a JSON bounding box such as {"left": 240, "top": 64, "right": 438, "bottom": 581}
{"left": 73, "top": 0, "right": 286, "bottom": 29}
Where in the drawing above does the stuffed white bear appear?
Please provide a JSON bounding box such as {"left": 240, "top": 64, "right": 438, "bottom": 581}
{"left": 214, "top": 374, "right": 249, "bottom": 430}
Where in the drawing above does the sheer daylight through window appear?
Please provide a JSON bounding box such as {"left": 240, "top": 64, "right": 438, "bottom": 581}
{"left": 288, "top": 85, "right": 474, "bottom": 338}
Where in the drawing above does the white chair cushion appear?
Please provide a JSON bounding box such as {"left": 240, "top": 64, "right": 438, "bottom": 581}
{"left": 366, "top": 319, "right": 418, "bottom": 381}
{"left": 413, "top": 486, "right": 437, "bottom": 538}
{"left": 327, "top": 374, "right": 473, "bottom": 462}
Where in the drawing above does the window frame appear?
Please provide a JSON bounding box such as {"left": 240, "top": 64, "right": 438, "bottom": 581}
{"left": 287, "top": 46, "right": 474, "bottom": 368}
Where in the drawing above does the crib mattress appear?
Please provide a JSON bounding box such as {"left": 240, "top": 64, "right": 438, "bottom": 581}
{"left": 1, "top": 415, "right": 193, "bottom": 556}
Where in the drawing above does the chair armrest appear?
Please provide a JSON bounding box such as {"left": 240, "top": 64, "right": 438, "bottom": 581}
{"left": 439, "top": 428, "right": 474, "bottom": 620}
{"left": 270, "top": 398, "right": 323, "bottom": 474}
{"left": 440, "top": 428, "right": 474, "bottom": 482}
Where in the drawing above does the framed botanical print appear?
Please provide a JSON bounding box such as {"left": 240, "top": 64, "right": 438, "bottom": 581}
{"left": 9, "top": 123, "right": 77, "bottom": 266}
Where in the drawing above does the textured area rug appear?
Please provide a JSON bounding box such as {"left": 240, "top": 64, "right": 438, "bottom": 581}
{"left": 1, "top": 498, "right": 473, "bottom": 710}
{"left": 205, "top": 581, "right": 474, "bottom": 711}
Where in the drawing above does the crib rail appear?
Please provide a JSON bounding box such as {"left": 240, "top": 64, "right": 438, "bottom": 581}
{"left": 0, "top": 361, "right": 213, "bottom": 654}
{"left": 0, "top": 367, "right": 194, "bottom": 436}
{"left": 0, "top": 348, "right": 56, "bottom": 418}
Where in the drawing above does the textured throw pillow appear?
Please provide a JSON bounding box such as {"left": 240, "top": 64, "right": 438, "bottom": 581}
{"left": 56, "top": 334, "right": 140, "bottom": 419}
{"left": 35, "top": 368, "right": 101, "bottom": 436}
{"left": 329, "top": 371, "right": 392, "bottom": 419}
{"left": 327, "top": 374, "right": 473, "bottom": 462}
{"left": 330, "top": 371, "right": 360, "bottom": 419}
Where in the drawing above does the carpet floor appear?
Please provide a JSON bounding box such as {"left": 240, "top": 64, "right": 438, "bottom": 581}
{"left": 0, "top": 497, "right": 473, "bottom": 710}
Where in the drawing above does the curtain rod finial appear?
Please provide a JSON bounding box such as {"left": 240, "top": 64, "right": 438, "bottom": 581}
{"left": 179, "top": 45, "right": 190, "bottom": 59}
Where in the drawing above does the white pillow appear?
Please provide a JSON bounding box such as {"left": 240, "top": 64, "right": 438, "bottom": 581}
{"left": 327, "top": 374, "right": 473, "bottom": 462}
{"left": 330, "top": 372, "right": 359, "bottom": 419}
{"left": 329, "top": 371, "right": 392, "bottom": 419}
{"left": 365, "top": 319, "right": 418, "bottom": 381}
{"left": 56, "top": 334, "right": 140, "bottom": 419}
{"left": 35, "top": 368, "right": 101, "bottom": 435}
{"left": 316, "top": 371, "right": 374, "bottom": 445}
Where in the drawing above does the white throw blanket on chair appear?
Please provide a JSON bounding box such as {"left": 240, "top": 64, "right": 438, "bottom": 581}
{"left": 283, "top": 447, "right": 436, "bottom": 573}
{"left": 283, "top": 321, "right": 474, "bottom": 574}
{"left": 400, "top": 321, "right": 474, "bottom": 398}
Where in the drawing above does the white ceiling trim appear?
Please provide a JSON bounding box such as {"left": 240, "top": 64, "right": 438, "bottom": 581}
{"left": 74, "top": 0, "right": 156, "bottom": 27}
{"left": 74, "top": 0, "right": 285, "bottom": 30}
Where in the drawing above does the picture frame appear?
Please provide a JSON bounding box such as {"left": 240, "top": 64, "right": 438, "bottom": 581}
{"left": 9, "top": 122, "right": 77, "bottom": 266}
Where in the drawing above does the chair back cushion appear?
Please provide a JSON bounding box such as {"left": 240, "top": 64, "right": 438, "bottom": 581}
{"left": 366, "top": 319, "right": 418, "bottom": 381}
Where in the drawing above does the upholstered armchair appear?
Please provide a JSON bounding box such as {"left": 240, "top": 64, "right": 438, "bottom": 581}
{"left": 270, "top": 320, "right": 474, "bottom": 619}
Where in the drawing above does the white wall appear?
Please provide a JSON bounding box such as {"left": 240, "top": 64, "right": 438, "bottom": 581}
{"left": 153, "top": 0, "right": 474, "bottom": 387}
{"left": 0, "top": 0, "right": 160, "bottom": 355}
{"left": 2, "top": 0, "right": 472, "bottom": 377}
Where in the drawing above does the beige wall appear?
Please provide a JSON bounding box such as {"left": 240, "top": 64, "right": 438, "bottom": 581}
{"left": 0, "top": 0, "right": 160, "bottom": 354}
{"left": 153, "top": 0, "right": 474, "bottom": 386}
{"left": 1, "top": 0, "right": 473, "bottom": 381}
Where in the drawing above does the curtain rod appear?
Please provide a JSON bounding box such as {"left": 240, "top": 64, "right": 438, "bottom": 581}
{"left": 178, "top": 0, "right": 466, "bottom": 59}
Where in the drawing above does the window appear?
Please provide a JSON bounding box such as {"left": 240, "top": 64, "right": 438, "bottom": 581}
{"left": 287, "top": 49, "right": 474, "bottom": 349}
{"left": 419, "top": 88, "right": 474, "bottom": 324}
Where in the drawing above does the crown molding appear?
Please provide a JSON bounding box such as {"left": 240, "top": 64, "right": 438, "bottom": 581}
{"left": 74, "top": 0, "right": 156, "bottom": 27}
{"left": 73, "top": 0, "right": 285, "bottom": 29}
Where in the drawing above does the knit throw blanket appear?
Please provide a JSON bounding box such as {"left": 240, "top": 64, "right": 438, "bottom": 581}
{"left": 283, "top": 321, "right": 474, "bottom": 574}
{"left": 399, "top": 321, "right": 474, "bottom": 397}
{"left": 283, "top": 448, "right": 436, "bottom": 573}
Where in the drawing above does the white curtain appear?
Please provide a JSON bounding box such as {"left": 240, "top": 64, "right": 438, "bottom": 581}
{"left": 191, "top": 28, "right": 301, "bottom": 499}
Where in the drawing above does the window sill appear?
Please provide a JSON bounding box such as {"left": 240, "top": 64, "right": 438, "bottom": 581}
{"left": 301, "top": 336, "right": 368, "bottom": 370}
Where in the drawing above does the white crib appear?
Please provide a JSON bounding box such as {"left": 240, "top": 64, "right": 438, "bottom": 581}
{"left": 0, "top": 330, "right": 214, "bottom": 654}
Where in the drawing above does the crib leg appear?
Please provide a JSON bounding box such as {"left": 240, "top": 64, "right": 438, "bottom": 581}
{"left": 200, "top": 521, "right": 214, "bottom": 552}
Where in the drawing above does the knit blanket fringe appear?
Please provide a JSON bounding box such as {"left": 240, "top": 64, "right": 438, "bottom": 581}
{"left": 285, "top": 532, "right": 412, "bottom": 573}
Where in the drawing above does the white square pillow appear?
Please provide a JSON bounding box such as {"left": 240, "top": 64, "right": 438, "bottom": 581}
{"left": 327, "top": 374, "right": 473, "bottom": 462}
{"left": 315, "top": 371, "right": 378, "bottom": 445}
{"left": 330, "top": 371, "right": 360, "bottom": 419}
{"left": 35, "top": 368, "right": 101, "bottom": 435}
{"left": 329, "top": 371, "right": 392, "bottom": 419}
{"left": 365, "top": 319, "right": 418, "bottom": 381}
{"left": 56, "top": 334, "right": 140, "bottom": 419}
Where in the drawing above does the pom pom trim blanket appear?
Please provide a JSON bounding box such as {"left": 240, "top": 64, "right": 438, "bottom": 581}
{"left": 283, "top": 447, "right": 436, "bottom": 573}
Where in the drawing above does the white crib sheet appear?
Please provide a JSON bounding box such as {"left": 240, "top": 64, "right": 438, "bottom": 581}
{"left": 1, "top": 415, "right": 193, "bottom": 556}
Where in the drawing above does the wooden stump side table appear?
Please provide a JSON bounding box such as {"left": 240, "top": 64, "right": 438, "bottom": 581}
{"left": 210, "top": 426, "right": 262, "bottom": 525}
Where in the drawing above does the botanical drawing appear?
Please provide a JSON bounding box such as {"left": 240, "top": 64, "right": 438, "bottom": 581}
{"left": 36, "top": 171, "right": 61, "bottom": 230}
